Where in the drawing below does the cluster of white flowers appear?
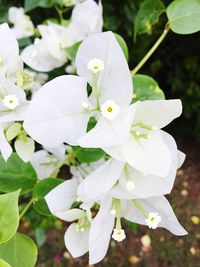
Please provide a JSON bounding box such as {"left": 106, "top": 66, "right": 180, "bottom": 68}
{"left": 0, "top": 2, "right": 187, "bottom": 264}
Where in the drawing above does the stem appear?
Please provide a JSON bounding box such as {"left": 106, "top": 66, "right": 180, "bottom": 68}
{"left": 131, "top": 26, "right": 170, "bottom": 76}
{"left": 55, "top": 5, "right": 64, "bottom": 21}
{"left": 19, "top": 198, "right": 34, "bottom": 219}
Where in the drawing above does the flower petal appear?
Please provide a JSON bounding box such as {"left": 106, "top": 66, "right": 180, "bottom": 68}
{"left": 105, "top": 131, "right": 172, "bottom": 177}
{"left": 23, "top": 75, "right": 89, "bottom": 147}
{"left": 78, "top": 158, "right": 125, "bottom": 202}
{"left": 123, "top": 196, "right": 187, "bottom": 236}
{"left": 78, "top": 106, "right": 135, "bottom": 148}
{"left": 76, "top": 31, "right": 133, "bottom": 107}
{"left": 0, "top": 125, "right": 12, "bottom": 161}
{"left": 45, "top": 179, "right": 78, "bottom": 216}
{"left": 133, "top": 100, "right": 182, "bottom": 129}
{"left": 89, "top": 198, "right": 115, "bottom": 264}
{"left": 64, "top": 223, "right": 89, "bottom": 258}
{"left": 0, "top": 23, "right": 19, "bottom": 62}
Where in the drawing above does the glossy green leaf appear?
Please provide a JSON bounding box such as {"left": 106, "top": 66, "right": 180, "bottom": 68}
{"left": 167, "top": 0, "right": 200, "bottom": 34}
{"left": 25, "top": 0, "right": 63, "bottom": 12}
{"left": 0, "top": 233, "right": 37, "bottom": 267}
{"left": 33, "top": 178, "right": 63, "bottom": 216}
{"left": 0, "top": 259, "right": 11, "bottom": 267}
{"left": 134, "top": 0, "right": 165, "bottom": 37}
{"left": 0, "top": 153, "right": 37, "bottom": 194}
{"left": 114, "top": 33, "right": 129, "bottom": 61}
{"left": 0, "top": 191, "right": 20, "bottom": 245}
{"left": 132, "top": 74, "right": 165, "bottom": 102}
{"left": 74, "top": 147, "right": 105, "bottom": 164}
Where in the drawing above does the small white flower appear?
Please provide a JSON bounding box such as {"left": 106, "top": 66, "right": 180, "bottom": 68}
{"left": 100, "top": 100, "right": 120, "bottom": 120}
{"left": 87, "top": 58, "right": 104, "bottom": 74}
{"left": 112, "top": 228, "right": 126, "bottom": 242}
{"left": 145, "top": 212, "right": 161, "bottom": 229}
{"left": 2, "top": 94, "right": 19, "bottom": 110}
{"left": 126, "top": 180, "right": 135, "bottom": 191}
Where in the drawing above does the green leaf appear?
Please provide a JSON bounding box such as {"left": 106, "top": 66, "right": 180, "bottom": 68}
{"left": 65, "top": 41, "right": 82, "bottom": 62}
{"left": 0, "top": 153, "right": 37, "bottom": 194}
{"left": 167, "top": 0, "right": 200, "bottom": 34}
{"left": 114, "top": 33, "right": 129, "bottom": 61}
{"left": 0, "top": 191, "right": 20, "bottom": 245}
{"left": 33, "top": 178, "right": 63, "bottom": 215}
{"left": 132, "top": 74, "right": 165, "bottom": 102}
{"left": 18, "top": 38, "right": 32, "bottom": 48}
{"left": 134, "top": 0, "right": 165, "bottom": 38}
{"left": 0, "top": 233, "right": 38, "bottom": 267}
{"left": 34, "top": 228, "right": 46, "bottom": 247}
{"left": 0, "top": 259, "right": 11, "bottom": 267}
{"left": 25, "top": 0, "right": 60, "bottom": 12}
{"left": 74, "top": 147, "right": 105, "bottom": 164}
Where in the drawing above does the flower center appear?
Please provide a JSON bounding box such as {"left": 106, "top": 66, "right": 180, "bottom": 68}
{"left": 101, "top": 100, "right": 120, "bottom": 120}
{"left": 87, "top": 58, "right": 104, "bottom": 74}
{"left": 2, "top": 94, "right": 19, "bottom": 110}
{"left": 145, "top": 212, "right": 161, "bottom": 229}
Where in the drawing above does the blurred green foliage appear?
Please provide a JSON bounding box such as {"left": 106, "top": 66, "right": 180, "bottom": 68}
{"left": 0, "top": 0, "right": 200, "bottom": 140}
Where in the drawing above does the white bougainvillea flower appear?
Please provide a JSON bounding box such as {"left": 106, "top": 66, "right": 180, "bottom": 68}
{"left": 78, "top": 132, "right": 185, "bottom": 202}
{"left": 123, "top": 196, "right": 187, "bottom": 236}
{"left": 0, "top": 23, "right": 23, "bottom": 78}
{"left": 0, "top": 123, "right": 12, "bottom": 160}
{"left": 14, "top": 135, "right": 35, "bottom": 162}
{"left": 0, "top": 78, "right": 28, "bottom": 123}
{"left": 23, "top": 32, "right": 133, "bottom": 147}
{"left": 45, "top": 183, "right": 114, "bottom": 264}
{"left": 71, "top": 0, "right": 103, "bottom": 36}
{"left": 103, "top": 100, "right": 182, "bottom": 177}
{"left": 31, "top": 144, "right": 66, "bottom": 179}
{"left": 8, "top": 7, "right": 34, "bottom": 39}
{"left": 22, "top": 0, "right": 102, "bottom": 72}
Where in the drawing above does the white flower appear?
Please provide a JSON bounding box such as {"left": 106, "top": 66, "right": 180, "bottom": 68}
{"left": 24, "top": 32, "right": 133, "bottom": 147}
{"left": 31, "top": 144, "right": 66, "bottom": 179}
{"left": 71, "top": 0, "right": 103, "bottom": 36}
{"left": 87, "top": 58, "right": 104, "bottom": 74}
{"left": 112, "top": 228, "right": 126, "bottom": 242}
{"left": 145, "top": 212, "right": 161, "bottom": 229}
{"left": 100, "top": 100, "right": 120, "bottom": 120}
{"left": 8, "top": 7, "right": 34, "bottom": 39}
{"left": 78, "top": 137, "right": 185, "bottom": 203}
{"left": 2, "top": 94, "right": 19, "bottom": 110}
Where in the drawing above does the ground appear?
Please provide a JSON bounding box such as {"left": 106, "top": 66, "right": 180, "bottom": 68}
{"left": 34, "top": 137, "right": 200, "bottom": 267}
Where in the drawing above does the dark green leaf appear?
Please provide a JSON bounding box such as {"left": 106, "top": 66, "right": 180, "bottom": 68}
{"left": 75, "top": 147, "right": 105, "bottom": 164}
{"left": 0, "top": 153, "right": 37, "bottom": 194}
{"left": 25, "top": 0, "right": 61, "bottom": 12}
{"left": 134, "top": 0, "right": 165, "bottom": 38}
{"left": 18, "top": 38, "right": 32, "bottom": 48}
{"left": 132, "top": 74, "right": 165, "bottom": 102}
{"left": 0, "top": 233, "right": 37, "bottom": 267}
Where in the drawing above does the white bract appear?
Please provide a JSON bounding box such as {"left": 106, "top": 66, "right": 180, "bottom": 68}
{"left": 23, "top": 31, "right": 133, "bottom": 148}
{"left": 8, "top": 7, "right": 34, "bottom": 39}
{"left": 30, "top": 145, "right": 66, "bottom": 179}
{"left": 22, "top": 0, "right": 103, "bottom": 72}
